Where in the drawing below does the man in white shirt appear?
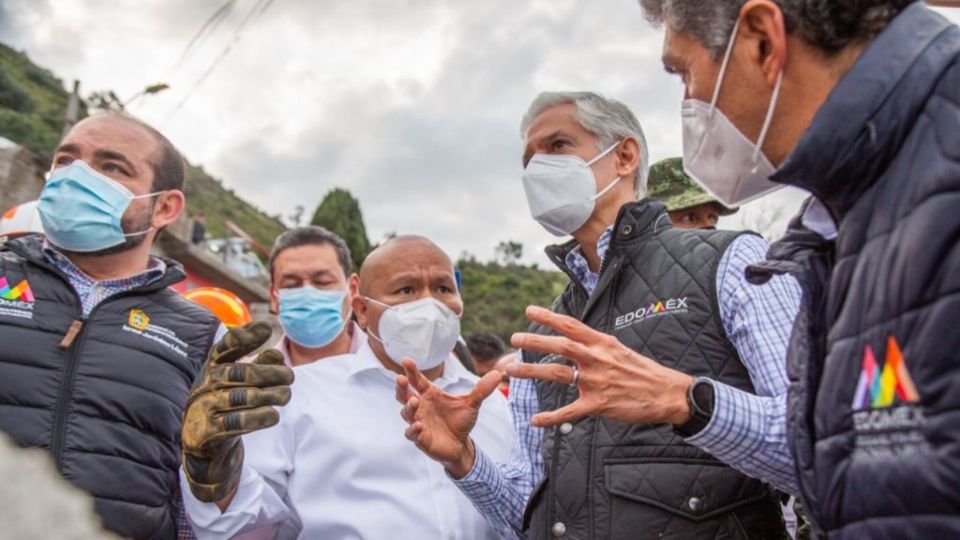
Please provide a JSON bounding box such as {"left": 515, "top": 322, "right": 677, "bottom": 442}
{"left": 267, "top": 226, "right": 366, "bottom": 366}
{"left": 181, "top": 235, "right": 514, "bottom": 539}
{"left": 227, "top": 226, "right": 368, "bottom": 540}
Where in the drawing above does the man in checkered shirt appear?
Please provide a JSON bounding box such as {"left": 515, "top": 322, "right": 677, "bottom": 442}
{"left": 397, "top": 92, "right": 800, "bottom": 540}
{"left": 0, "top": 112, "right": 226, "bottom": 540}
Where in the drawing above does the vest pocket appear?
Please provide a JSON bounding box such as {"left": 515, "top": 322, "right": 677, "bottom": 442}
{"left": 604, "top": 459, "right": 785, "bottom": 539}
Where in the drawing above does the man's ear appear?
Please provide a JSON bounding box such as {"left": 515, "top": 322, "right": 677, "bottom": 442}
{"left": 347, "top": 274, "right": 361, "bottom": 321}
{"left": 352, "top": 282, "right": 368, "bottom": 329}
{"left": 348, "top": 274, "right": 360, "bottom": 298}
{"left": 268, "top": 285, "right": 278, "bottom": 315}
{"left": 615, "top": 138, "right": 642, "bottom": 183}
{"left": 152, "top": 189, "right": 186, "bottom": 229}
{"left": 740, "top": 0, "right": 787, "bottom": 87}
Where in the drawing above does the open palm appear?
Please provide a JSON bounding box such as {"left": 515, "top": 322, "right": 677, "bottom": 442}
{"left": 396, "top": 358, "right": 501, "bottom": 473}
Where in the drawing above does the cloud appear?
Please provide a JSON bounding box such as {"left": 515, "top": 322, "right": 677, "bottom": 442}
{"left": 2, "top": 0, "right": 958, "bottom": 266}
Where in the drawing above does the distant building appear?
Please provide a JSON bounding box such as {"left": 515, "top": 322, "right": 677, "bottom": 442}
{"left": 0, "top": 137, "right": 42, "bottom": 213}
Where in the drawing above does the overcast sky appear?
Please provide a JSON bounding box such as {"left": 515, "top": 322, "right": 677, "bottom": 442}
{"left": 1, "top": 1, "right": 957, "bottom": 265}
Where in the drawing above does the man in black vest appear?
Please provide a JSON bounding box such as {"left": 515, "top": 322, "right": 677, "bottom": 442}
{"left": 0, "top": 112, "right": 230, "bottom": 539}
{"left": 505, "top": 2, "right": 960, "bottom": 538}
{"left": 396, "top": 91, "right": 801, "bottom": 539}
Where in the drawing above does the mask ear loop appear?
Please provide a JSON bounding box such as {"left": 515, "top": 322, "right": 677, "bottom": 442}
{"left": 361, "top": 296, "right": 390, "bottom": 343}
{"left": 590, "top": 177, "right": 623, "bottom": 202}
{"left": 751, "top": 69, "right": 784, "bottom": 171}
{"left": 585, "top": 140, "right": 622, "bottom": 166}
{"left": 586, "top": 139, "right": 625, "bottom": 201}
{"left": 122, "top": 191, "right": 165, "bottom": 239}
{"left": 709, "top": 18, "right": 743, "bottom": 116}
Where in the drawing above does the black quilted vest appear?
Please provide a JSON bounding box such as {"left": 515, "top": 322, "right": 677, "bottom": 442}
{"left": 522, "top": 200, "right": 785, "bottom": 540}
{"left": 0, "top": 235, "right": 219, "bottom": 539}
{"left": 746, "top": 5, "right": 960, "bottom": 539}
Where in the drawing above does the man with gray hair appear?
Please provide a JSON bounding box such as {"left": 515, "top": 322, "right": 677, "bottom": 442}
{"left": 397, "top": 91, "right": 802, "bottom": 539}
{"left": 475, "top": 2, "right": 959, "bottom": 539}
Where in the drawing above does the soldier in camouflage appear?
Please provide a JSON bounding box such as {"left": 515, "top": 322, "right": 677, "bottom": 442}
{"left": 647, "top": 157, "right": 738, "bottom": 229}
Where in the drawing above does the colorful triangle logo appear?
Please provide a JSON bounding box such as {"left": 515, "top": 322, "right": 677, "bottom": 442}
{"left": 0, "top": 276, "right": 34, "bottom": 303}
{"left": 851, "top": 337, "right": 919, "bottom": 410}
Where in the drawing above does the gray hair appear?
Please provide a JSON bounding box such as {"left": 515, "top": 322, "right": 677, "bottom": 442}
{"left": 268, "top": 226, "right": 353, "bottom": 282}
{"left": 638, "top": 0, "right": 920, "bottom": 58}
{"left": 521, "top": 91, "right": 650, "bottom": 198}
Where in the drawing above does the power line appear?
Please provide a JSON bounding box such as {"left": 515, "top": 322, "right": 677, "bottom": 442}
{"left": 166, "top": 0, "right": 239, "bottom": 76}
{"left": 164, "top": 0, "right": 276, "bottom": 123}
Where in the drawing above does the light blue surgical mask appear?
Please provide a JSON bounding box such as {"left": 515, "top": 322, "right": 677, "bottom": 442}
{"left": 37, "top": 160, "right": 159, "bottom": 252}
{"left": 278, "top": 286, "right": 350, "bottom": 348}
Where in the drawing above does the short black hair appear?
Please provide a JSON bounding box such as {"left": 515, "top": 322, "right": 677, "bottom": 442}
{"left": 466, "top": 332, "right": 507, "bottom": 364}
{"left": 268, "top": 226, "right": 353, "bottom": 283}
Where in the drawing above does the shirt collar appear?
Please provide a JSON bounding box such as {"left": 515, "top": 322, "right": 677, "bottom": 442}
{"left": 564, "top": 225, "right": 614, "bottom": 290}
{"left": 41, "top": 238, "right": 167, "bottom": 285}
{"left": 800, "top": 198, "right": 838, "bottom": 241}
{"left": 347, "top": 340, "right": 476, "bottom": 389}
{"left": 279, "top": 322, "right": 368, "bottom": 368}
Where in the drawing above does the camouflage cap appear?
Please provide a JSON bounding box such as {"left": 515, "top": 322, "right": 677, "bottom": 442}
{"left": 646, "top": 157, "right": 739, "bottom": 215}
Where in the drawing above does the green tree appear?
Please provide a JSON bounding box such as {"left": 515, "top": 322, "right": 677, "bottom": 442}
{"left": 310, "top": 188, "right": 372, "bottom": 270}
{"left": 494, "top": 240, "right": 523, "bottom": 265}
{"left": 457, "top": 257, "right": 567, "bottom": 344}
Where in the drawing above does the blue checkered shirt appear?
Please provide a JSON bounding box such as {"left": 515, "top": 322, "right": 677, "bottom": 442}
{"left": 42, "top": 241, "right": 202, "bottom": 540}
{"left": 42, "top": 240, "right": 167, "bottom": 317}
{"left": 452, "top": 230, "right": 801, "bottom": 540}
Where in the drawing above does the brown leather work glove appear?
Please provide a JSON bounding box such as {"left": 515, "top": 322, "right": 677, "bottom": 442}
{"left": 181, "top": 321, "right": 294, "bottom": 503}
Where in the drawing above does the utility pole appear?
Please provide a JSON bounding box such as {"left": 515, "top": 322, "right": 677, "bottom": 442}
{"left": 61, "top": 80, "right": 80, "bottom": 138}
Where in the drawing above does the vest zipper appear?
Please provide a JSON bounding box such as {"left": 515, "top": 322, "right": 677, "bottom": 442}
{"left": 48, "top": 288, "right": 157, "bottom": 472}
{"left": 10, "top": 244, "right": 179, "bottom": 473}
{"left": 49, "top": 316, "right": 89, "bottom": 469}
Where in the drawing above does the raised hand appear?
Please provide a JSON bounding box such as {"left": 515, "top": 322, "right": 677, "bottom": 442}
{"left": 396, "top": 358, "right": 501, "bottom": 478}
{"left": 181, "top": 321, "right": 294, "bottom": 503}
{"left": 508, "top": 306, "right": 693, "bottom": 428}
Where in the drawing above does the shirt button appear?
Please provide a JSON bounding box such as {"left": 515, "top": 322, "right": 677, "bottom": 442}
{"left": 688, "top": 496, "right": 704, "bottom": 513}
{"left": 552, "top": 521, "right": 567, "bottom": 537}
{"left": 559, "top": 422, "right": 573, "bottom": 435}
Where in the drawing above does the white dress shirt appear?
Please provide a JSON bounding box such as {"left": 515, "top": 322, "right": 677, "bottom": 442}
{"left": 275, "top": 321, "right": 367, "bottom": 368}
{"left": 183, "top": 342, "right": 514, "bottom": 540}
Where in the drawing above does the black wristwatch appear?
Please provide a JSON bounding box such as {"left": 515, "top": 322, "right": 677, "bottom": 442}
{"left": 672, "top": 377, "right": 715, "bottom": 438}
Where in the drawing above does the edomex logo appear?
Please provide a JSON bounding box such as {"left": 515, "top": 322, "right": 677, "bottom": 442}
{"left": 614, "top": 297, "right": 689, "bottom": 330}
{"left": 0, "top": 276, "right": 34, "bottom": 303}
{"left": 851, "top": 336, "right": 919, "bottom": 411}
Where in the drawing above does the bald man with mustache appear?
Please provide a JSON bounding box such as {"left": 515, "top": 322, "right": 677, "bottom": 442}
{"left": 182, "top": 235, "right": 514, "bottom": 540}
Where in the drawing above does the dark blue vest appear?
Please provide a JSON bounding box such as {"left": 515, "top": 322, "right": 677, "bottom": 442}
{"left": 749, "top": 5, "right": 960, "bottom": 538}
{"left": 0, "top": 235, "right": 219, "bottom": 539}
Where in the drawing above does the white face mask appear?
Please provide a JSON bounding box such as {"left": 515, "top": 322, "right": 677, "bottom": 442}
{"left": 365, "top": 297, "right": 461, "bottom": 371}
{"left": 522, "top": 141, "right": 622, "bottom": 236}
{"left": 681, "top": 18, "right": 785, "bottom": 207}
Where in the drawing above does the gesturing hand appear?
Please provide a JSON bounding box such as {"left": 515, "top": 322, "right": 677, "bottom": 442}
{"left": 508, "top": 306, "right": 693, "bottom": 428}
{"left": 181, "top": 321, "right": 294, "bottom": 503}
{"left": 395, "top": 359, "right": 502, "bottom": 479}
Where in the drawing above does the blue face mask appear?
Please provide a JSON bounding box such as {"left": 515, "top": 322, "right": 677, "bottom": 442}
{"left": 278, "top": 286, "right": 349, "bottom": 348}
{"left": 37, "top": 160, "right": 159, "bottom": 253}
